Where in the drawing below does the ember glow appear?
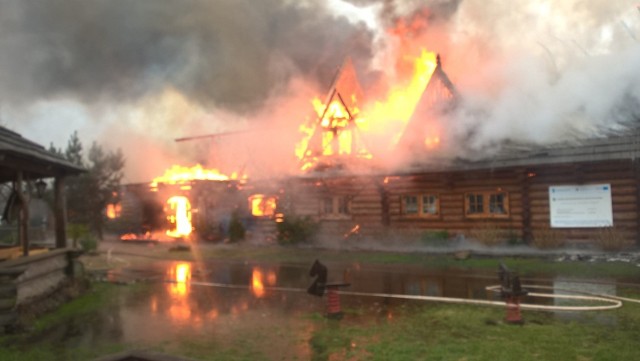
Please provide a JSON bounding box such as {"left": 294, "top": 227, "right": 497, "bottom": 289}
{"left": 424, "top": 136, "right": 440, "bottom": 149}
{"left": 120, "top": 231, "right": 154, "bottom": 241}
{"left": 166, "top": 196, "right": 192, "bottom": 238}
{"left": 106, "top": 203, "right": 121, "bottom": 219}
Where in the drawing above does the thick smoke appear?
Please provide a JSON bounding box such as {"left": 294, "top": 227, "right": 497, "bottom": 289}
{"left": 435, "top": 0, "right": 640, "bottom": 153}
{"left": 0, "top": 0, "right": 376, "bottom": 181}
{"left": 1, "top": 0, "right": 639, "bottom": 181}
{"left": 0, "top": 0, "right": 375, "bottom": 109}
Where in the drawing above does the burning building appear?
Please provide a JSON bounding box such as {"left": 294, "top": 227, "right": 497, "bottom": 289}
{"left": 108, "top": 46, "right": 640, "bottom": 249}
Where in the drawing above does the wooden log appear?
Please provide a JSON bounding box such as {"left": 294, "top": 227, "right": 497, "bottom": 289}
{"left": 0, "top": 247, "right": 22, "bottom": 261}
{"left": 0, "top": 312, "right": 17, "bottom": 328}
{"left": 0, "top": 298, "right": 16, "bottom": 311}
{"left": 0, "top": 284, "right": 17, "bottom": 299}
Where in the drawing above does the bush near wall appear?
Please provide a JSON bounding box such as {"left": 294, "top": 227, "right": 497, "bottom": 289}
{"left": 276, "top": 215, "right": 318, "bottom": 245}
{"left": 68, "top": 223, "right": 98, "bottom": 251}
{"left": 531, "top": 226, "right": 565, "bottom": 250}
{"left": 420, "top": 230, "right": 450, "bottom": 247}
{"left": 596, "top": 226, "right": 631, "bottom": 252}
{"left": 467, "top": 223, "right": 505, "bottom": 247}
{"left": 228, "top": 211, "right": 246, "bottom": 243}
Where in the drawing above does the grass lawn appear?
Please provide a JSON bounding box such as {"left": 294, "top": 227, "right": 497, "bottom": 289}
{"left": 308, "top": 293, "right": 640, "bottom": 361}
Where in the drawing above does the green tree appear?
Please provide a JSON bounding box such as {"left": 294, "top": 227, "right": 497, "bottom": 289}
{"left": 65, "top": 131, "right": 84, "bottom": 166}
{"left": 61, "top": 132, "right": 125, "bottom": 240}
{"left": 86, "top": 142, "right": 124, "bottom": 238}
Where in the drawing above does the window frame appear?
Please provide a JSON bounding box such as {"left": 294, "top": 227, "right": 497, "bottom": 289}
{"left": 400, "top": 193, "right": 440, "bottom": 218}
{"left": 464, "top": 191, "right": 510, "bottom": 218}
{"left": 320, "top": 195, "right": 352, "bottom": 220}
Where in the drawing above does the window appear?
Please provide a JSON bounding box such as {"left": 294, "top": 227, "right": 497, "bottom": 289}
{"left": 248, "top": 194, "right": 277, "bottom": 217}
{"left": 402, "top": 194, "right": 439, "bottom": 217}
{"left": 466, "top": 194, "right": 483, "bottom": 214}
{"left": 422, "top": 195, "right": 439, "bottom": 215}
{"left": 321, "top": 195, "right": 351, "bottom": 218}
{"left": 404, "top": 196, "right": 419, "bottom": 215}
{"left": 489, "top": 193, "right": 507, "bottom": 214}
{"left": 465, "top": 191, "right": 509, "bottom": 218}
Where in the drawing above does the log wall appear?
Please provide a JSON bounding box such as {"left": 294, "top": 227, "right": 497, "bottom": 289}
{"left": 291, "top": 159, "right": 639, "bottom": 246}
{"left": 0, "top": 249, "right": 77, "bottom": 331}
{"left": 115, "top": 158, "right": 640, "bottom": 247}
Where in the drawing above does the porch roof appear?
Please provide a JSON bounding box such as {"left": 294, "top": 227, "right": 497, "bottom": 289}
{"left": 0, "top": 126, "right": 85, "bottom": 182}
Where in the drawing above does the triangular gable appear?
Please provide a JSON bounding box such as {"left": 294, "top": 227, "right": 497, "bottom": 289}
{"left": 329, "top": 57, "right": 364, "bottom": 113}
{"left": 396, "top": 55, "right": 458, "bottom": 150}
{"left": 301, "top": 57, "right": 370, "bottom": 164}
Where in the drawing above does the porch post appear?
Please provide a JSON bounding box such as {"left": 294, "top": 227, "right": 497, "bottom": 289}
{"left": 54, "top": 176, "right": 68, "bottom": 249}
{"left": 16, "top": 171, "right": 29, "bottom": 256}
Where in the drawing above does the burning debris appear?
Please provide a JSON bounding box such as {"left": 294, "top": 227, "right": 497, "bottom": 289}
{"left": 343, "top": 224, "right": 360, "bottom": 239}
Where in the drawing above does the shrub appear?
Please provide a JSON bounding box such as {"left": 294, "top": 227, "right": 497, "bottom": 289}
{"left": 276, "top": 215, "right": 318, "bottom": 245}
{"left": 506, "top": 228, "right": 524, "bottom": 246}
{"left": 595, "top": 226, "right": 630, "bottom": 252}
{"left": 79, "top": 235, "right": 98, "bottom": 252}
{"left": 420, "top": 230, "right": 450, "bottom": 247}
{"left": 68, "top": 223, "right": 94, "bottom": 249}
{"left": 468, "top": 223, "right": 504, "bottom": 247}
{"left": 228, "top": 211, "right": 246, "bottom": 243}
{"left": 531, "top": 226, "right": 565, "bottom": 249}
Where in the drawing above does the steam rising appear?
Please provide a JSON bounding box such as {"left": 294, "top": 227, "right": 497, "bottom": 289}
{"left": 1, "top": 0, "right": 639, "bottom": 181}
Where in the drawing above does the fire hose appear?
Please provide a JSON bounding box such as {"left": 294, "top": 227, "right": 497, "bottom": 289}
{"left": 181, "top": 280, "right": 639, "bottom": 312}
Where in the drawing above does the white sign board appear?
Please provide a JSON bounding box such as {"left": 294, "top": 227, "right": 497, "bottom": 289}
{"left": 548, "top": 184, "right": 613, "bottom": 228}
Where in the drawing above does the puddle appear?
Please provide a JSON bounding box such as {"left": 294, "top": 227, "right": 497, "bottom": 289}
{"left": 9, "top": 259, "right": 640, "bottom": 360}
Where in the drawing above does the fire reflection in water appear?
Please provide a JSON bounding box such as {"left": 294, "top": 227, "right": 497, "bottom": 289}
{"left": 251, "top": 267, "right": 278, "bottom": 298}
{"left": 166, "top": 262, "right": 192, "bottom": 322}
{"left": 252, "top": 268, "right": 265, "bottom": 298}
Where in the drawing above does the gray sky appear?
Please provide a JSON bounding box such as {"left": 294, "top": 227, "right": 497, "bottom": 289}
{"left": 1, "top": 0, "right": 639, "bottom": 181}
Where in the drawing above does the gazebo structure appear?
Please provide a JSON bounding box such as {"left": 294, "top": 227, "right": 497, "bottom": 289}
{"left": 0, "top": 126, "right": 85, "bottom": 256}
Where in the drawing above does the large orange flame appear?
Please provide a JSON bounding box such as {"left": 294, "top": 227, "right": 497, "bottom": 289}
{"left": 296, "top": 49, "right": 439, "bottom": 168}
{"left": 361, "top": 49, "right": 438, "bottom": 140}
{"left": 166, "top": 196, "right": 192, "bottom": 238}
{"left": 151, "top": 164, "right": 246, "bottom": 188}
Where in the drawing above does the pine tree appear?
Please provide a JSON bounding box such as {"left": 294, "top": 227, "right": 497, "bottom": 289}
{"left": 65, "top": 131, "right": 84, "bottom": 167}
{"left": 60, "top": 132, "right": 125, "bottom": 240}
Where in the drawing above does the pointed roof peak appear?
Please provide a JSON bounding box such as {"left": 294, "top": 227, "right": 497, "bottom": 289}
{"left": 323, "top": 56, "right": 365, "bottom": 112}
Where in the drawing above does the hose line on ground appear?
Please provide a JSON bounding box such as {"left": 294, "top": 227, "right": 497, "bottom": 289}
{"left": 182, "top": 280, "right": 630, "bottom": 312}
